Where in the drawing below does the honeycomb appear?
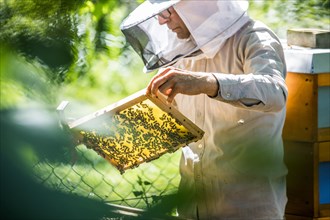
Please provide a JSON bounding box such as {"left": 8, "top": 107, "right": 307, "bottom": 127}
{"left": 69, "top": 90, "right": 204, "bottom": 174}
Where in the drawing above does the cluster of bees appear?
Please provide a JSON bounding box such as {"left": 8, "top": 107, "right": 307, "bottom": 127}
{"left": 79, "top": 100, "right": 197, "bottom": 174}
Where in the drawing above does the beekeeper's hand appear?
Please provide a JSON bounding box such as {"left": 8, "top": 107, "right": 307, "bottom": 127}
{"left": 147, "top": 66, "right": 219, "bottom": 103}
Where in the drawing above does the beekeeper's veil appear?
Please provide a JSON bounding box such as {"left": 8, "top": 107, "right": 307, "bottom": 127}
{"left": 120, "top": 0, "right": 250, "bottom": 72}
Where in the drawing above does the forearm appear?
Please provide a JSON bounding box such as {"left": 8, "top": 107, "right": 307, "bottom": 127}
{"left": 203, "top": 73, "right": 219, "bottom": 97}
{"left": 147, "top": 67, "right": 220, "bottom": 103}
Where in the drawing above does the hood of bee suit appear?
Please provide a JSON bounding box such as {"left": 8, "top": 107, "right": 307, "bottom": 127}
{"left": 120, "top": 0, "right": 250, "bottom": 73}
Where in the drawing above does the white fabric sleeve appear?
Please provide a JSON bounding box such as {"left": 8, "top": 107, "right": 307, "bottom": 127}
{"left": 211, "top": 28, "right": 288, "bottom": 112}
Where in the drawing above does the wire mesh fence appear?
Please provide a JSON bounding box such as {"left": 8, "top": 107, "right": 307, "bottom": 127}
{"left": 31, "top": 143, "right": 181, "bottom": 210}
{"left": 1, "top": 107, "right": 184, "bottom": 220}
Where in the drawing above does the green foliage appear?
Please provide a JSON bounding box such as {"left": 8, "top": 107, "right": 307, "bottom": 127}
{"left": 133, "top": 176, "right": 153, "bottom": 208}
{"left": 0, "top": 0, "right": 151, "bottom": 111}
{"left": 249, "top": 0, "right": 330, "bottom": 38}
{"left": 0, "top": 0, "right": 82, "bottom": 72}
{"left": 0, "top": 47, "right": 58, "bottom": 107}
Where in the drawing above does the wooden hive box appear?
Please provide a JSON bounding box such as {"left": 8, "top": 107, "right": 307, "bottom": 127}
{"left": 283, "top": 46, "right": 330, "bottom": 220}
{"left": 66, "top": 89, "right": 204, "bottom": 174}
{"left": 287, "top": 28, "right": 330, "bottom": 49}
{"left": 284, "top": 141, "right": 330, "bottom": 220}
{"left": 283, "top": 48, "right": 330, "bottom": 142}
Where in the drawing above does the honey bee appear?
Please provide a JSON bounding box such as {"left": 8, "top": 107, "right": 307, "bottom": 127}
{"left": 78, "top": 100, "right": 198, "bottom": 174}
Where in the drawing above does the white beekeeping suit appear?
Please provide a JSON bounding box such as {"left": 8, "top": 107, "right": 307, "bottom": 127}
{"left": 121, "top": 0, "right": 249, "bottom": 72}
{"left": 121, "top": 1, "right": 288, "bottom": 219}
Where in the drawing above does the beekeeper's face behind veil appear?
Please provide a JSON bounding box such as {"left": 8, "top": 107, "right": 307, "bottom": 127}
{"left": 120, "top": 0, "right": 249, "bottom": 73}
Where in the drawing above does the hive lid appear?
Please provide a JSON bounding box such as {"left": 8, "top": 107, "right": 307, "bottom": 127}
{"left": 283, "top": 47, "right": 330, "bottom": 74}
{"left": 287, "top": 28, "right": 330, "bottom": 49}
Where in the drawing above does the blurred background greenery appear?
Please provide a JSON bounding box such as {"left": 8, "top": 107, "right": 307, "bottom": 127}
{"left": 0, "top": 0, "right": 329, "bottom": 219}
{"left": 1, "top": 0, "right": 329, "bottom": 110}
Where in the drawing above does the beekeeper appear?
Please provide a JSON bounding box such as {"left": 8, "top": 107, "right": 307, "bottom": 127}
{"left": 121, "top": 0, "right": 288, "bottom": 219}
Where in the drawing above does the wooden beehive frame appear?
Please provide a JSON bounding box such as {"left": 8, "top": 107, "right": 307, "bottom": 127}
{"left": 68, "top": 89, "right": 204, "bottom": 174}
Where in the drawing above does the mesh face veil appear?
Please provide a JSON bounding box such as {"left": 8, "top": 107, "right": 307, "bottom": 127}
{"left": 120, "top": 0, "right": 250, "bottom": 72}
{"left": 120, "top": 0, "right": 196, "bottom": 72}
